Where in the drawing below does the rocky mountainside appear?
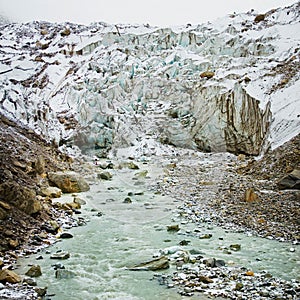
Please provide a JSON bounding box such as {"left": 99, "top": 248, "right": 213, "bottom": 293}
{"left": 0, "top": 113, "right": 73, "bottom": 253}
{"left": 0, "top": 2, "right": 299, "bottom": 159}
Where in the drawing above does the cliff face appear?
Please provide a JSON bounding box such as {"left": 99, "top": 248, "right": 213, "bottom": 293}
{"left": 0, "top": 2, "right": 299, "bottom": 157}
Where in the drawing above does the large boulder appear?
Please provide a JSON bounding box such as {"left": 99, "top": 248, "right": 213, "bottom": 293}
{"left": 48, "top": 171, "right": 90, "bottom": 193}
{"left": 0, "top": 269, "right": 21, "bottom": 283}
{"left": 277, "top": 169, "right": 300, "bottom": 190}
{"left": 40, "top": 186, "right": 62, "bottom": 198}
{"left": 128, "top": 256, "right": 169, "bottom": 271}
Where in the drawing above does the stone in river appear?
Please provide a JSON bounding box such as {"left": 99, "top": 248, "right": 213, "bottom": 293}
{"left": 35, "top": 287, "right": 47, "bottom": 297}
{"left": 98, "top": 171, "right": 112, "bottom": 180}
{"left": 167, "top": 224, "right": 180, "bottom": 232}
{"left": 230, "top": 244, "right": 241, "bottom": 251}
{"left": 123, "top": 197, "right": 132, "bottom": 203}
{"left": 55, "top": 269, "right": 76, "bottom": 279}
{"left": 25, "top": 265, "right": 42, "bottom": 277}
{"left": 128, "top": 256, "right": 169, "bottom": 271}
{"left": 59, "top": 232, "right": 73, "bottom": 239}
{"left": 50, "top": 251, "right": 70, "bottom": 260}
{"left": 199, "top": 233, "right": 212, "bottom": 239}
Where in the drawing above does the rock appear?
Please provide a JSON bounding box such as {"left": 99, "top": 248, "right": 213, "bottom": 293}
{"left": 64, "top": 201, "right": 81, "bottom": 210}
{"left": 55, "top": 269, "right": 76, "bottom": 279}
{"left": 215, "top": 259, "right": 226, "bottom": 267}
{"left": 23, "top": 277, "right": 37, "bottom": 286}
{"left": 128, "top": 256, "right": 169, "bottom": 271}
{"left": 205, "top": 258, "right": 216, "bottom": 268}
{"left": 0, "top": 201, "right": 11, "bottom": 210}
{"left": 0, "top": 208, "right": 8, "bottom": 220}
{"left": 119, "top": 162, "right": 139, "bottom": 170}
{"left": 0, "top": 269, "right": 21, "bottom": 283}
{"left": 25, "top": 265, "right": 42, "bottom": 277}
{"left": 48, "top": 171, "right": 90, "bottom": 193}
{"left": 244, "top": 188, "right": 259, "bottom": 202}
{"left": 40, "top": 186, "right": 62, "bottom": 198}
{"left": 73, "top": 197, "right": 86, "bottom": 205}
{"left": 179, "top": 240, "right": 190, "bottom": 246}
{"left": 59, "top": 232, "right": 73, "bottom": 239}
{"left": 50, "top": 251, "right": 70, "bottom": 260}
{"left": 0, "top": 181, "right": 42, "bottom": 215}
{"left": 277, "top": 169, "right": 300, "bottom": 190}
{"left": 35, "top": 287, "right": 47, "bottom": 297}
{"left": 51, "top": 263, "right": 65, "bottom": 270}
{"left": 199, "top": 275, "right": 213, "bottom": 284}
{"left": 123, "top": 197, "right": 132, "bottom": 203}
{"left": 245, "top": 270, "right": 254, "bottom": 276}
{"left": 35, "top": 156, "right": 45, "bottom": 175}
{"left": 199, "top": 233, "right": 212, "bottom": 239}
{"left": 98, "top": 171, "right": 112, "bottom": 180}
{"left": 230, "top": 244, "right": 241, "bottom": 251}
{"left": 167, "top": 224, "right": 180, "bottom": 232}
{"left": 9, "top": 239, "right": 18, "bottom": 248}
{"left": 61, "top": 28, "right": 71, "bottom": 36}
{"left": 200, "top": 71, "right": 215, "bottom": 79}
{"left": 235, "top": 282, "right": 244, "bottom": 290}
{"left": 254, "top": 14, "right": 265, "bottom": 23}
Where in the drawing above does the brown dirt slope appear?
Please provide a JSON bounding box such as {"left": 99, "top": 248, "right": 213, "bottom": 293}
{"left": 0, "top": 113, "right": 72, "bottom": 254}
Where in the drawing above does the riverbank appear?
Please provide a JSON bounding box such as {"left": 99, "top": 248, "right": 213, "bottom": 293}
{"left": 159, "top": 134, "right": 300, "bottom": 243}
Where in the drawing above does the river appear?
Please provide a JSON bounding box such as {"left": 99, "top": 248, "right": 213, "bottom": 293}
{"left": 17, "top": 153, "right": 299, "bottom": 299}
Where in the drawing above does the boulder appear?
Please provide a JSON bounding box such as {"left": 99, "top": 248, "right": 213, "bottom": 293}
{"left": 40, "top": 187, "right": 62, "bottom": 198}
{"left": 167, "top": 224, "right": 180, "bottom": 232}
{"left": 98, "top": 171, "right": 112, "bottom": 180}
{"left": 25, "top": 265, "right": 42, "bottom": 277}
{"left": 59, "top": 232, "right": 73, "bottom": 239}
{"left": 55, "top": 269, "right": 76, "bottom": 279}
{"left": 35, "top": 287, "right": 47, "bottom": 297}
{"left": 128, "top": 256, "right": 169, "bottom": 271}
{"left": 277, "top": 169, "right": 300, "bottom": 190}
{"left": 50, "top": 251, "right": 70, "bottom": 260}
{"left": 48, "top": 171, "right": 90, "bottom": 193}
{"left": 0, "top": 269, "right": 21, "bottom": 283}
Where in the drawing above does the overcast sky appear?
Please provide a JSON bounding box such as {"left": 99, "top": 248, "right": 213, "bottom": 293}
{"left": 0, "top": 0, "right": 297, "bottom": 26}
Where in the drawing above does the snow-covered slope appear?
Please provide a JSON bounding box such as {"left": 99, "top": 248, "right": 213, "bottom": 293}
{"left": 0, "top": 2, "right": 299, "bottom": 157}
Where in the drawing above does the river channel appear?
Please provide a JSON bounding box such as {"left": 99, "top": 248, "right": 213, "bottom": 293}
{"left": 17, "top": 153, "right": 299, "bottom": 299}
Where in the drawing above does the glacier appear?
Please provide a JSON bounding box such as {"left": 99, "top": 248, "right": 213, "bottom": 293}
{"left": 0, "top": 2, "right": 299, "bottom": 158}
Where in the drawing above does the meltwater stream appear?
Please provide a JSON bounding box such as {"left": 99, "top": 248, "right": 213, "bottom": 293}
{"left": 18, "top": 157, "right": 299, "bottom": 300}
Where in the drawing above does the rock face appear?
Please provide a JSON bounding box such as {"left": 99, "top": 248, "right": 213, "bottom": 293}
{"left": 48, "top": 171, "right": 90, "bottom": 193}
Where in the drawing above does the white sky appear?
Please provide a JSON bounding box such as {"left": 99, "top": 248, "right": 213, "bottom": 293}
{"left": 0, "top": 0, "right": 297, "bottom": 26}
